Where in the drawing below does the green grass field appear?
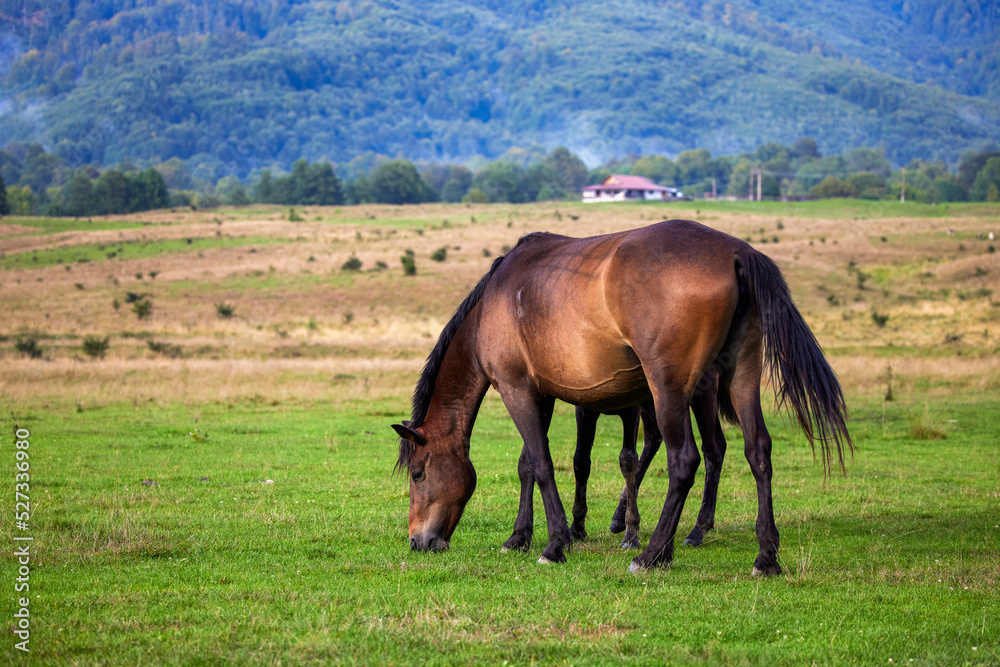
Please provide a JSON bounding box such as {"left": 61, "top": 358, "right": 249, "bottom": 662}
{"left": 1, "top": 202, "right": 998, "bottom": 664}
{"left": 2, "top": 393, "right": 997, "bottom": 665}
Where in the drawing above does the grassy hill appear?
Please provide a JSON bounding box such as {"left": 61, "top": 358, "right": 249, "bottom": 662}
{"left": 1, "top": 0, "right": 998, "bottom": 176}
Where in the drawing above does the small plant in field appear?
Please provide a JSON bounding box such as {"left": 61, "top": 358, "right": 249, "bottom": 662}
{"left": 147, "top": 340, "right": 182, "bottom": 358}
{"left": 112, "top": 298, "right": 121, "bottom": 311}
{"left": 400, "top": 254, "right": 416, "bottom": 276}
{"left": 135, "top": 272, "right": 143, "bottom": 280}
{"left": 132, "top": 299, "right": 153, "bottom": 319}
{"left": 342, "top": 311, "right": 354, "bottom": 325}
{"left": 776, "top": 220, "right": 784, "bottom": 230}
{"left": 287, "top": 207, "right": 304, "bottom": 222}
{"left": 375, "top": 260, "right": 388, "bottom": 271}
{"left": 149, "top": 271, "right": 159, "bottom": 279}
{"left": 871, "top": 310, "right": 889, "bottom": 328}
{"left": 14, "top": 333, "right": 43, "bottom": 359}
{"left": 82, "top": 335, "right": 110, "bottom": 359}
{"left": 430, "top": 247, "right": 448, "bottom": 262}
{"left": 124, "top": 291, "right": 147, "bottom": 303}
{"left": 215, "top": 302, "right": 236, "bottom": 318}
{"left": 75, "top": 282, "right": 85, "bottom": 290}
{"left": 883, "top": 363, "right": 894, "bottom": 402}
{"left": 827, "top": 293, "right": 840, "bottom": 306}
{"left": 341, "top": 256, "right": 363, "bottom": 272}
{"left": 482, "top": 248, "right": 492, "bottom": 257}
{"left": 856, "top": 271, "right": 869, "bottom": 290}
{"left": 908, "top": 407, "right": 946, "bottom": 440}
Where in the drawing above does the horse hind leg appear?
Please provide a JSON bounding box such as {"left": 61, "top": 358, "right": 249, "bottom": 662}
{"left": 617, "top": 407, "right": 642, "bottom": 550}
{"left": 684, "top": 368, "right": 727, "bottom": 547}
{"left": 611, "top": 402, "right": 661, "bottom": 535}
{"left": 730, "top": 339, "right": 781, "bottom": 576}
{"left": 571, "top": 406, "right": 598, "bottom": 542}
{"left": 630, "top": 392, "right": 700, "bottom": 572}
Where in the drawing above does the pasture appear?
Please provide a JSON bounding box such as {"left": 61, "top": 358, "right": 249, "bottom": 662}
{"left": 2, "top": 199, "right": 998, "bottom": 665}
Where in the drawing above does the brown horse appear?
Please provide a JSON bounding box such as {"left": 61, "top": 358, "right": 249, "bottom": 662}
{"left": 394, "top": 220, "right": 851, "bottom": 575}
{"left": 509, "top": 371, "right": 725, "bottom": 554}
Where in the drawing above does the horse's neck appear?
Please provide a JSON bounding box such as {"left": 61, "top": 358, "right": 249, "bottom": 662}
{"left": 423, "top": 322, "right": 490, "bottom": 448}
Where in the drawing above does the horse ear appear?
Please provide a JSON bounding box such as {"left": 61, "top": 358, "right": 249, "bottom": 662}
{"left": 392, "top": 423, "right": 427, "bottom": 446}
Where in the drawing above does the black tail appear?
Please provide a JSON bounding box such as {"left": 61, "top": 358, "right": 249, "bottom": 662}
{"left": 737, "top": 247, "right": 853, "bottom": 473}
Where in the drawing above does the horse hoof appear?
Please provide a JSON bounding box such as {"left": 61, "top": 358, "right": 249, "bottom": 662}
{"left": 538, "top": 555, "right": 554, "bottom": 565}
{"left": 751, "top": 565, "right": 781, "bottom": 577}
{"left": 751, "top": 567, "right": 765, "bottom": 577}
{"left": 620, "top": 537, "right": 641, "bottom": 550}
{"left": 628, "top": 560, "right": 646, "bottom": 574}
{"left": 609, "top": 519, "right": 625, "bottom": 534}
{"left": 500, "top": 546, "right": 510, "bottom": 553}
{"left": 683, "top": 537, "right": 702, "bottom": 547}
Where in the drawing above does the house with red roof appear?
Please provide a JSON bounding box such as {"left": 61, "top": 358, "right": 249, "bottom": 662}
{"left": 581, "top": 174, "right": 685, "bottom": 203}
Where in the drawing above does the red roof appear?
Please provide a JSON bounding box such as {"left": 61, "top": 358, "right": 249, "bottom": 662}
{"left": 581, "top": 174, "right": 670, "bottom": 192}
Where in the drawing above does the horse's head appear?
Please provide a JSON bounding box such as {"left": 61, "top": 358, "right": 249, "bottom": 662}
{"left": 393, "top": 421, "right": 477, "bottom": 552}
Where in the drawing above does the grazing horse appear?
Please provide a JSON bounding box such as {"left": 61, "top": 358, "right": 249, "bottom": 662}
{"left": 394, "top": 220, "right": 851, "bottom": 575}
{"left": 509, "top": 369, "right": 725, "bottom": 554}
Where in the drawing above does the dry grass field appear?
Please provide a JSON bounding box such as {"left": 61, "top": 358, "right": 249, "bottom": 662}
{"left": 2, "top": 200, "right": 998, "bottom": 409}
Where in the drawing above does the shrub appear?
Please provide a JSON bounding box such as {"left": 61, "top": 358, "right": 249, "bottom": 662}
{"left": 146, "top": 340, "right": 182, "bottom": 358}
{"left": 287, "top": 207, "right": 304, "bottom": 222}
{"left": 430, "top": 247, "right": 448, "bottom": 262}
{"left": 14, "top": 333, "right": 43, "bottom": 359}
{"left": 82, "top": 335, "right": 110, "bottom": 359}
{"left": 215, "top": 302, "right": 236, "bottom": 318}
{"left": 809, "top": 176, "right": 858, "bottom": 199}
{"left": 341, "top": 256, "right": 363, "bottom": 272}
{"left": 132, "top": 299, "right": 153, "bottom": 319}
{"left": 871, "top": 310, "right": 889, "bottom": 328}
{"left": 401, "top": 254, "right": 417, "bottom": 276}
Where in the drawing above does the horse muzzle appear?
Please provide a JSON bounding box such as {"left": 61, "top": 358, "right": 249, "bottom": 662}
{"left": 410, "top": 533, "right": 450, "bottom": 552}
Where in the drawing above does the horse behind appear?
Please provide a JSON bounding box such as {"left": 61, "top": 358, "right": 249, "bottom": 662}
{"left": 393, "top": 219, "right": 851, "bottom": 575}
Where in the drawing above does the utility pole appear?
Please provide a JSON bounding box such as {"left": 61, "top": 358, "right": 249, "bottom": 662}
{"left": 749, "top": 167, "right": 754, "bottom": 201}
{"left": 757, "top": 166, "right": 763, "bottom": 201}
{"left": 712, "top": 177, "right": 717, "bottom": 199}
{"left": 900, "top": 167, "right": 906, "bottom": 203}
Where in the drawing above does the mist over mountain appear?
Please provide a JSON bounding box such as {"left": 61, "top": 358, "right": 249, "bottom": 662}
{"left": 1, "top": 0, "right": 998, "bottom": 178}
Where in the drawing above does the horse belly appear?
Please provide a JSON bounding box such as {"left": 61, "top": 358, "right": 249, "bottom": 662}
{"left": 532, "top": 343, "right": 651, "bottom": 411}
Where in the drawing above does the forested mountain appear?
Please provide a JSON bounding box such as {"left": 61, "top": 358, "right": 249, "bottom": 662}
{"left": 1, "top": 0, "right": 998, "bottom": 179}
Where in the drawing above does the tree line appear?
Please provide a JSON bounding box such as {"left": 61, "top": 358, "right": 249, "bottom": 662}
{"left": 3, "top": 139, "right": 1000, "bottom": 217}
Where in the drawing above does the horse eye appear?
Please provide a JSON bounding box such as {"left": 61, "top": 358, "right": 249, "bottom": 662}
{"left": 411, "top": 470, "right": 425, "bottom": 482}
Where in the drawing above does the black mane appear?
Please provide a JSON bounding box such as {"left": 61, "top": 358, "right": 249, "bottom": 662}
{"left": 396, "top": 234, "right": 544, "bottom": 472}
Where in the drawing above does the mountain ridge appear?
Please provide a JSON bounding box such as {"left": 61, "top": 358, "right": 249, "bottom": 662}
{"left": 1, "top": 0, "right": 998, "bottom": 177}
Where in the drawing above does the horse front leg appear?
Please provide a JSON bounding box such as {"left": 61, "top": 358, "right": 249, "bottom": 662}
{"left": 502, "top": 393, "right": 572, "bottom": 564}
{"left": 501, "top": 446, "right": 535, "bottom": 553}
{"left": 571, "top": 406, "right": 598, "bottom": 542}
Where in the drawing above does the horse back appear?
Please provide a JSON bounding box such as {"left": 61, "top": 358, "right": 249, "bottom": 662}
{"left": 473, "top": 221, "right": 743, "bottom": 410}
